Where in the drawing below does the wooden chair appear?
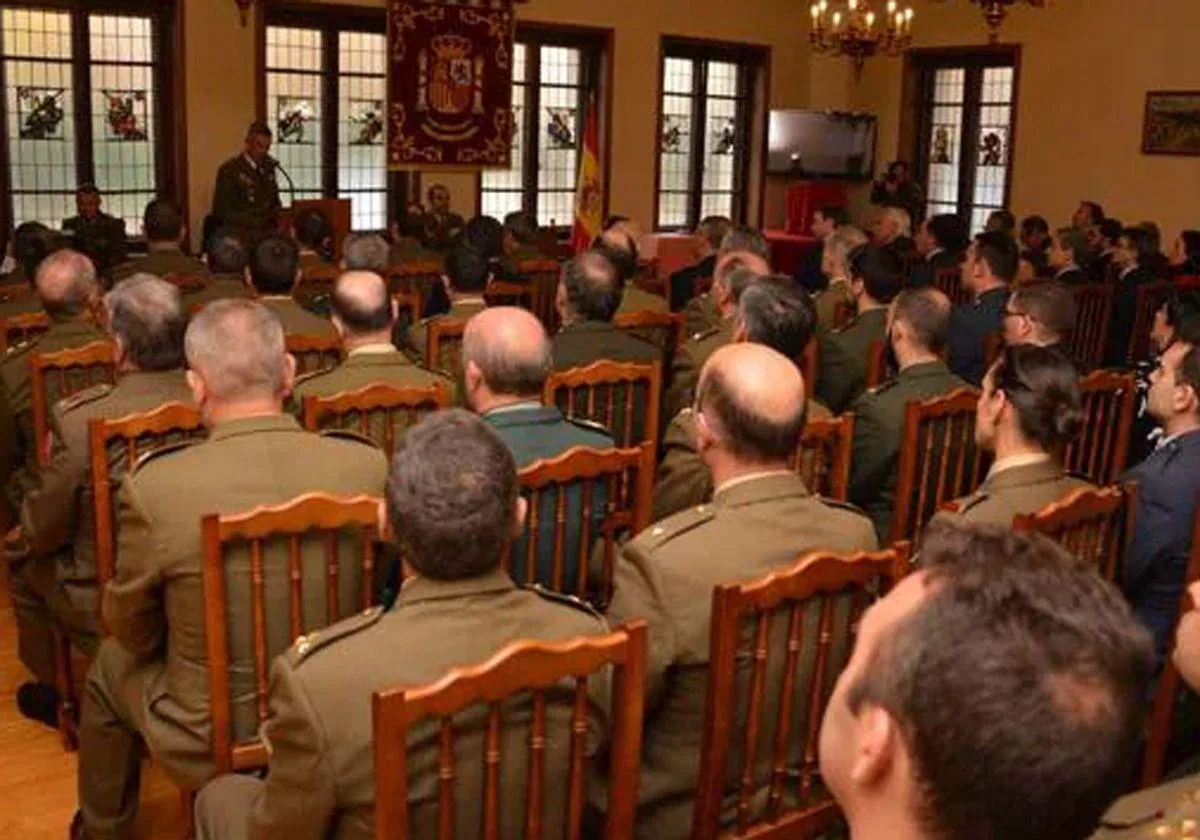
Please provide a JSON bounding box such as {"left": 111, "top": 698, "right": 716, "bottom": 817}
{"left": 933, "top": 266, "right": 970, "bottom": 305}
{"left": 1062, "top": 370, "right": 1136, "bottom": 485}
{"left": 509, "top": 443, "right": 654, "bottom": 609}
{"left": 864, "top": 340, "right": 888, "bottom": 390}
{"left": 391, "top": 286, "right": 425, "bottom": 330}
{"left": 793, "top": 414, "right": 854, "bottom": 501}
{"left": 543, "top": 360, "right": 663, "bottom": 452}
{"left": 613, "top": 310, "right": 684, "bottom": 361}
{"left": 1012, "top": 483, "right": 1137, "bottom": 582}
{"left": 889, "top": 388, "right": 984, "bottom": 545}
{"left": 1141, "top": 505, "right": 1200, "bottom": 786}
{"left": 161, "top": 273, "right": 208, "bottom": 294}
{"left": 372, "top": 621, "right": 648, "bottom": 840}
{"left": 692, "top": 543, "right": 912, "bottom": 840}
{"left": 300, "top": 381, "right": 452, "bottom": 453}
{"left": 483, "top": 279, "right": 532, "bottom": 310}
{"left": 0, "top": 310, "right": 50, "bottom": 354}
{"left": 425, "top": 317, "right": 468, "bottom": 380}
{"left": 515, "top": 258, "right": 562, "bottom": 332}
{"left": 285, "top": 332, "right": 341, "bottom": 376}
{"left": 635, "top": 256, "right": 663, "bottom": 296}
{"left": 1069, "top": 285, "right": 1115, "bottom": 371}
{"left": 29, "top": 340, "right": 117, "bottom": 468}
{"left": 202, "top": 492, "right": 384, "bottom": 775}
{"left": 1128, "top": 278, "right": 1200, "bottom": 364}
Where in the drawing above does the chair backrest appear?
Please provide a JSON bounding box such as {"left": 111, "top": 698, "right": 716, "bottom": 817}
{"left": 1069, "top": 285, "right": 1115, "bottom": 371}
{"left": 202, "top": 492, "right": 384, "bottom": 775}
{"left": 613, "top": 309, "right": 684, "bottom": 362}
{"left": 426, "top": 317, "right": 468, "bottom": 379}
{"left": 890, "top": 387, "right": 985, "bottom": 544}
{"left": 692, "top": 543, "right": 912, "bottom": 840}
{"left": 300, "top": 381, "right": 452, "bottom": 453}
{"left": 483, "top": 279, "right": 532, "bottom": 310}
{"left": 285, "top": 332, "right": 341, "bottom": 375}
{"left": 1062, "top": 370, "right": 1136, "bottom": 485}
{"left": 514, "top": 258, "right": 562, "bottom": 332}
{"left": 0, "top": 310, "right": 50, "bottom": 354}
{"left": 29, "top": 340, "right": 117, "bottom": 467}
{"left": 933, "top": 266, "right": 970, "bottom": 305}
{"left": 1128, "top": 278, "right": 1200, "bottom": 364}
{"left": 864, "top": 339, "right": 887, "bottom": 390}
{"left": 507, "top": 443, "right": 654, "bottom": 609}
{"left": 792, "top": 414, "right": 854, "bottom": 501}
{"left": 543, "top": 360, "right": 663, "bottom": 452}
{"left": 88, "top": 402, "right": 206, "bottom": 619}
{"left": 372, "top": 621, "right": 648, "bottom": 840}
{"left": 161, "top": 273, "right": 208, "bottom": 294}
{"left": 1012, "top": 483, "right": 1137, "bottom": 582}
{"left": 391, "top": 287, "right": 425, "bottom": 330}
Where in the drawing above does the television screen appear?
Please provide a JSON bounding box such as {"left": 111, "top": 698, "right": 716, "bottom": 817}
{"left": 767, "top": 109, "right": 877, "bottom": 178}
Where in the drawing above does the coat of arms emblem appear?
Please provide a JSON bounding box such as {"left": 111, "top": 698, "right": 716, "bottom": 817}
{"left": 417, "top": 34, "right": 485, "bottom": 141}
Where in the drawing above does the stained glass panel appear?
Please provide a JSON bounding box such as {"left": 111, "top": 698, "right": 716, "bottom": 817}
{"left": 266, "top": 26, "right": 323, "bottom": 201}
{"left": 924, "top": 68, "right": 965, "bottom": 221}
{"left": 337, "top": 31, "right": 386, "bottom": 231}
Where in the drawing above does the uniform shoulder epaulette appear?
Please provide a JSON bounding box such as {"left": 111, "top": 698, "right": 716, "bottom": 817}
{"left": 565, "top": 415, "right": 612, "bottom": 437}
{"left": 633, "top": 503, "right": 717, "bottom": 551}
{"left": 130, "top": 439, "right": 198, "bottom": 473}
{"left": 867, "top": 377, "right": 899, "bottom": 397}
{"left": 57, "top": 382, "right": 113, "bottom": 414}
{"left": 286, "top": 606, "right": 384, "bottom": 667}
{"left": 954, "top": 491, "right": 990, "bottom": 514}
{"left": 688, "top": 326, "right": 720, "bottom": 344}
{"left": 523, "top": 583, "right": 602, "bottom": 620}
{"left": 293, "top": 366, "right": 330, "bottom": 386}
{"left": 830, "top": 316, "right": 858, "bottom": 335}
{"left": 818, "top": 497, "right": 870, "bottom": 517}
{"left": 319, "top": 428, "right": 381, "bottom": 449}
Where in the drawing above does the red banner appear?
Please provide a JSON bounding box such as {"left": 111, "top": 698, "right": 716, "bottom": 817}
{"left": 386, "top": 1, "right": 515, "bottom": 170}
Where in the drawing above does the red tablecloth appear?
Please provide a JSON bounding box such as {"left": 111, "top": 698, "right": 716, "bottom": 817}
{"left": 764, "top": 230, "right": 818, "bottom": 276}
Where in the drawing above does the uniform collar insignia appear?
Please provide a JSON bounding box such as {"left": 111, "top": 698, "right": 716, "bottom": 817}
{"left": 209, "top": 413, "right": 301, "bottom": 440}
{"left": 398, "top": 568, "right": 516, "bottom": 606}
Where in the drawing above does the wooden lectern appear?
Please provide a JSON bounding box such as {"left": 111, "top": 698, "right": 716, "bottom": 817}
{"left": 278, "top": 198, "right": 352, "bottom": 259}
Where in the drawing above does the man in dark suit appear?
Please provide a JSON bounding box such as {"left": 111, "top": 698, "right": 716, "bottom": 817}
{"left": 1049, "top": 227, "right": 1090, "bottom": 286}
{"left": 911, "top": 213, "right": 966, "bottom": 288}
{"left": 62, "top": 184, "right": 126, "bottom": 280}
{"left": 793, "top": 205, "right": 848, "bottom": 294}
{"left": 1092, "top": 217, "right": 1123, "bottom": 284}
{"left": 551, "top": 250, "right": 658, "bottom": 370}
{"left": 985, "top": 209, "right": 1015, "bottom": 237}
{"left": 1106, "top": 226, "right": 1157, "bottom": 366}
{"left": 1072, "top": 199, "right": 1105, "bottom": 235}
{"left": 668, "top": 215, "right": 730, "bottom": 310}
{"left": 947, "top": 230, "right": 1016, "bottom": 385}
{"left": 1123, "top": 338, "right": 1200, "bottom": 665}
{"left": 211, "top": 121, "right": 282, "bottom": 243}
{"left": 1001, "top": 279, "right": 1076, "bottom": 354}
{"left": 1019, "top": 215, "right": 1051, "bottom": 277}
{"left": 111, "top": 199, "right": 205, "bottom": 284}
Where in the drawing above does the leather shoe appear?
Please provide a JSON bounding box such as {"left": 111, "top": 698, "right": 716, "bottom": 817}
{"left": 16, "top": 681, "right": 59, "bottom": 729}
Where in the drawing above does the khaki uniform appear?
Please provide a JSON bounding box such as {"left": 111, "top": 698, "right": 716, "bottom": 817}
{"left": 605, "top": 472, "right": 877, "bottom": 837}
{"left": 78, "top": 415, "right": 386, "bottom": 839}
{"left": 111, "top": 246, "right": 205, "bottom": 283}
{"left": 388, "top": 238, "right": 440, "bottom": 267}
{"left": 211, "top": 154, "right": 282, "bottom": 241}
{"left": 681, "top": 294, "right": 719, "bottom": 337}
{"left": 816, "top": 307, "right": 888, "bottom": 415}
{"left": 63, "top": 212, "right": 127, "bottom": 278}
{"left": 12, "top": 369, "right": 193, "bottom": 685}
{"left": 261, "top": 296, "right": 334, "bottom": 337}
{"left": 651, "top": 401, "right": 833, "bottom": 524}
{"left": 814, "top": 279, "right": 853, "bottom": 333}
{"left": 422, "top": 210, "right": 466, "bottom": 251}
{"left": 1092, "top": 772, "right": 1200, "bottom": 839}
{"left": 403, "top": 296, "right": 486, "bottom": 369}
{"left": 186, "top": 272, "right": 254, "bottom": 309}
{"left": 665, "top": 318, "right": 737, "bottom": 419}
{"left": 193, "top": 571, "right": 609, "bottom": 840}
{"left": 551, "top": 318, "right": 661, "bottom": 371}
{"left": 848, "top": 360, "right": 968, "bottom": 541}
{"left": 0, "top": 291, "right": 42, "bottom": 318}
{"left": 932, "top": 458, "right": 1093, "bottom": 528}
{"left": 618, "top": 284, "right": 669, "bottom": 316}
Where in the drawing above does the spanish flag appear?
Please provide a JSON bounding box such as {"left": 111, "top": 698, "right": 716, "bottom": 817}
{"left": 571, "top": 97, "right": 602, "bottom": 255}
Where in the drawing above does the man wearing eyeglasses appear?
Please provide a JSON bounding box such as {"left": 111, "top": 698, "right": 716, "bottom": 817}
{"left": 1001, "top": 279, "right": 1076, "bottom": 356}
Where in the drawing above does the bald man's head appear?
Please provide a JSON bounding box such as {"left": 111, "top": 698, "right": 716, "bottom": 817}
{"left": 695, "top": 343, "right": 807, "bottom": 463}
{"left": 35, "top": 249, "right": 98, "bottom": 317}
{"left": 560, "top": 250, "right": 621, "bottom": 322}
{"left": 463, "top": 306, "right": 552, "bottom": 398}
{"left": 330, "top": 270, "right": 392, "bottom": 335}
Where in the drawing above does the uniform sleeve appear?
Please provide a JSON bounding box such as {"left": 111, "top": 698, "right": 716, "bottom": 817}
{"left": 104, "top": 474, "right": 167, "bottom": 659}
{"left": 847, "top": 396, "right": 895, "bottom": 509}
{"left": 665, "top": 345, "right": 699, "bottom": 420}
{"left": 249, "top": 660, "right": 338, "bottom": 840}
{"left": 1124, "top": 466, "right": 1187, "bottom": 597}
{"left": 816, "top": 333, "right": 856, "bottom": 416}
{"left": 604, "top": 542, "right": 676, "bottom": 714}
{"left": 651, "top": 416, "right": 710, "bottom": 524}
{"left": 20, "top": 408, "right": 86, "bottom": 556}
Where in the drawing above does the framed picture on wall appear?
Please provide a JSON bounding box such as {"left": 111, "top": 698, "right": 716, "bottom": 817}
{"left": 1142, "top": 91, "right": 1200, "bottom": 156}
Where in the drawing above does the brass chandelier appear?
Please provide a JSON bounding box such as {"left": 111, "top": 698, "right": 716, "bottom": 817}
{"left": 810, "top": 0, "right": 915, "bottom": 78}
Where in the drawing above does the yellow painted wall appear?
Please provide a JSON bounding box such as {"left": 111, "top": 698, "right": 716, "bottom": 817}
{"left": 849, "top": 0, "right": 1200, "bottom": 240}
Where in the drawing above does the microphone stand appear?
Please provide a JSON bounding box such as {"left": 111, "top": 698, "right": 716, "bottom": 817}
{"left": 272, "top": 160, "right": 297, "bottom": 206}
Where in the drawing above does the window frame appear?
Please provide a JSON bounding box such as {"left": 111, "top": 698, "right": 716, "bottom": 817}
{"left": 653, "top": 36, "right": 766, "bottom": 233}
{"left": 476, "top": 21, "right": 611, "bottom": 234}
{"left": 0, "top": 0, "right": 182, "bottom": 237}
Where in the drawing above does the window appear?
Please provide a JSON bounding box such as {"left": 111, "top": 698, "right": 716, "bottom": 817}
{"left": 0, "top": 2, "right": 175, "bottom": 231}
{"left": 265, "top": 14, "right": 389, "bottom": 231}
{"left": 655, "top": 40, "right": 761, "bottom": 231}
{"left": 480, "top": 27, "right": 604, "bottom": 230}
{"left": 912, "top": 48, "right": 1019, "bottom": 233}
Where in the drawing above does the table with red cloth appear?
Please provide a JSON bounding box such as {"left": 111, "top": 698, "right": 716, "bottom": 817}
{"left": 764, "top": 230, "right": 818, "bottom": 277}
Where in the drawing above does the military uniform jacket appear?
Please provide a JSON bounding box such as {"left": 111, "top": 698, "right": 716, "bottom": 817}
{"left": 848, "top": 360, "right": 968, "bottom": 541}
{"left": 948, "top": 285, "right": 1009, "bottom": 386}
{"left": 186, "top": 272, "right": 254, "bottom": 308}
{"left": 404, "top": 296, "right": 486, "bottom": 368}
{"left": 63, "top": 212, "right": 127, "bottom": 275}
{"left": 665, "top": 318, "right": 737, "bottom": 419}
{"left": 292, "top": 347, "right": 453, "bottom": 402}
{"left": 909, "top": 248, "right": 960, "bottom": 288}
{"left": 1092, "top": 770, "right": 1200, "bottom": 839}
{"left": 104, "top": 414, "right": 387, "bottom": 785}
{"left": 261, "top": 296, "right": 334, "bottom": 337}
{"left": 932, "top": 458, "right": 1092, "bottom": 529}
{"left": 605, "top": 472, "right": 877, "bottom": 836}
{"left": 681, "top": 294, "right": 719, "bottom": 337}
{"left": 551, "top": 318, "right": 660, "bottom": 371}
{"left": 421, "top": 210, "right": 466, "bottom": 251}
{"left": 618, "top": 284, "right": 669, "bottom": 317}
{"left": 212, "top": 154, "right": 282, "bottom": 238}
{"left": 20, "top": 369, "right": 193, "bottom": 580}
{"left": 112, "top": 246, "right": 206, "bottom": 283}
{"left": 814, "top": 280, "right": 853, "bottom": 334}
{"left": 244, "top": 570, "right": 609, "bottom": 840}
{"left": 816, "top": 307, "right": 888, "bottom": 415}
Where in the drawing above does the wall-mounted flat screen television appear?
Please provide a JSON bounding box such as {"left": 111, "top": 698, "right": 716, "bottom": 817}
{"left": 767, "top": 109, "right": 877, "bottom": 179}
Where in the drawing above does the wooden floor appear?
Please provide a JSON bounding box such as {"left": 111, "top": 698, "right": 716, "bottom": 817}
{"left": 0, "top": 561, "right": 182, "bottom": 839}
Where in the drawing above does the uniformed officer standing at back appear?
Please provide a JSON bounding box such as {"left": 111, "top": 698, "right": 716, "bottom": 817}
{"left": 62, "top": 184, "right": 126, "bottom": 280}
{"left": 11, "top": 275, "right": 193, "bottom": 729}
{"left": 211, "top": 121, "right": 283, "bottom": 244}
{"left": 933, "top": 344, "right": 1092, "bottom": 529}
{"left": 605, "top": 343, "right": 877, "bottom": 836}
{"left": 72, "top": 299, "right": 387, "bottom": 840}
{"left": 193, "top": 410, "right": 611, "bottom": 840}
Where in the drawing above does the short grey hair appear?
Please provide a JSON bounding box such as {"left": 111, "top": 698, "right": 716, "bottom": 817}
{"left": 826, "top": 225, "right": 870, "bottom": 276}
{"left": 883, "top": 206, "right": 913, "bottom": 237}
{"left": 36, "top": 249, "right": 98, "bottom": 315}
{"left": 719, "top": 226, "right": 770, "bottom": 260}
{"left": 343, "top": 233, "right": 390, "bottom": 274}
{"left": 185, "top": 299, "right": 286, "bottom": 401}
{"left": 104, "top": 274, "right": 187, "bottom": 371}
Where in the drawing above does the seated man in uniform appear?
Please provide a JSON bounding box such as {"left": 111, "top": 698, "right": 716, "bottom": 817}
{"left": 62, "top": 184, "right": 127, "bottom": 281}
{"left": 404, "top": 245, "right": 490, "bottom": 367}
{"left": 12, "top": 275, "right": 192, "bottom": 728}
{"left": 910, "top": 213, "right": 966, "bottom": 288}
{"left": 111, "top": 198, "right": 204, "bottom": 283}
{"left": 421, "top": 182, "right": 465, "bottom": 251}
{"left": 193, "top": 410, "right": 610, "bottom": 840}
{"left": 341, "top": 233, "right": 390, "bottom": 275}
{"left": 849, "top": 286, "right": 967, "bottom": 541}
{"left": 247, "top": 234, "right": 333, "bottom": 336}
{"left": 822, "top": 522, "right": 1152, "bottom": 840}
{"left": 593, "top": 227, "right": 667, "bottom": 315}
{"left": 72, "top": 299, "right": 387, "bottom": 839}
{"left": 190, "top": 227, "right": 253, "bottom": 308}
{"left": 947, "top": 230, "right": 1016, "bottom": 386}
{"left": 551, "top": 250, "right": 658, "bottom": 370}
{"left": 494, "top": 210, "right": 543, "bottom": 282}
{"left": 0, "top": 222, "right": 65, "bottom": 307}
{"left": 935, "top": 344, "right": 1092, "bottom": 527}
{"left": 653, "top": 275, "right": 825, "bottom": 522}
{"left": 681, "top": 226, "right": 772, "bottom": 336}
{"left": 817, "top": 244, "right": 903, "bottom": 415}
{"left": 1001, "top": 279, "right": 1076, "bottom": 354}
{"left": 605, "top": 342, "right": 877, "bottom": 835}
{"left": 668, "top": 215, "right": 730, "bottom": 311}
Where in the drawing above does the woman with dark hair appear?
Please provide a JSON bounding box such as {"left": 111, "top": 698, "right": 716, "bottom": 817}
{"left": 1170, "top": 229, "right": 1200, "bottom": 277}
{"left": 937, "top": 344, "right": 1093, "bottom": 526}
